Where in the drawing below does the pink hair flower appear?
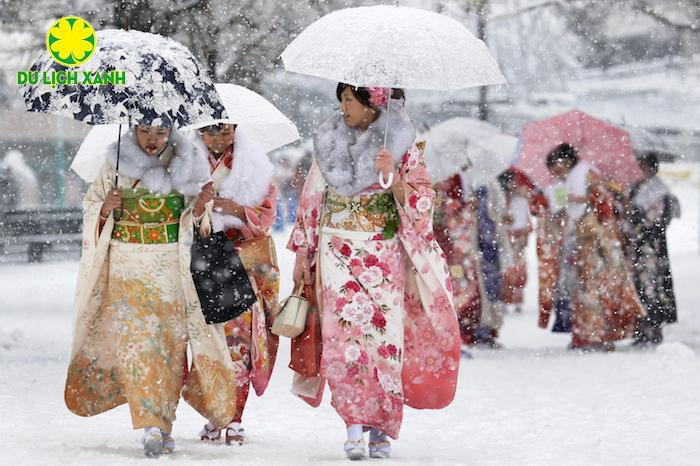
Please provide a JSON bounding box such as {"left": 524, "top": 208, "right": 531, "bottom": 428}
{"left": 367, "top": 87, "right": 389, "bottom": 108}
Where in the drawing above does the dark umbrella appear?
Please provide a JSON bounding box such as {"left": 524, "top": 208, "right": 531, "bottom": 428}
{"left": 22, "top": 29, "right": 226, "bottom": 183}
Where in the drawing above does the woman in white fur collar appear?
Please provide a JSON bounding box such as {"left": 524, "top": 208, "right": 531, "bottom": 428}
{"left": 195, "top": 122, "right": 280, "bottom": 446}
{"left": 288, "top": 84, "right": 460, "bottom": 460}
{"left": 68, "top": 125, "right": 240, "bottom": 458}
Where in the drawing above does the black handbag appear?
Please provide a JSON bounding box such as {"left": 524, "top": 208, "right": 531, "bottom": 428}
{"left": 191, "top": 229, "right": 257, "bottom": 324}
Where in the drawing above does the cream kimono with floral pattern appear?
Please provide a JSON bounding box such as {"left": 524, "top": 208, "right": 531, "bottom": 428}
{"left": 65, "top": 162, "right": 238, "bottom": 432}
{"left": 288, "top": 143, "right": 460, "bottom": 439}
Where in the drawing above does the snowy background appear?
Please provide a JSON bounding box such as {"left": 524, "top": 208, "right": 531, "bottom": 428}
{"left": 1, "top": 162, "right": 699, "bottom": 465}
{"left": 1, "top": 0, "right": 700, "bottom": 464}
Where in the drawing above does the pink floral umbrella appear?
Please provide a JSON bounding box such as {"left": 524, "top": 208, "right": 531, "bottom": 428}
{"left": 514, "top": 109, "right": 643, "bottom": 189}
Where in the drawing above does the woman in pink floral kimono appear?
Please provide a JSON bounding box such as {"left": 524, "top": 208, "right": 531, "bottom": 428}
{"left": 195, "top": 123, "right": 280, "bottom": 445}
{"left": 288, "top": 84, "right": 460, "bottom": 460}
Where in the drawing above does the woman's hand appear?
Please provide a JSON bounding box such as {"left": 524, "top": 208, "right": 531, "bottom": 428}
{"left": 100, "top": 188, "right": 122, "bottom": 219}
{"left": 193, "top": 182, "right": 214, "bottom": 217}
{"left": 213, "top": 197, "right": 245, "bottom": 219}
{"left": 375, "top": 148, "right": 398, "bottom": 181}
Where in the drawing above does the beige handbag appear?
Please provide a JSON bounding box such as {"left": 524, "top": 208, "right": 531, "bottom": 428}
{"left": 272, "top": 280, "right": 309, "bottom": 338}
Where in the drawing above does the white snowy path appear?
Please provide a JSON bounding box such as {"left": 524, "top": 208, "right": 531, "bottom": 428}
{"left": 1, "top": 164, "right": 699, "bottom": 465}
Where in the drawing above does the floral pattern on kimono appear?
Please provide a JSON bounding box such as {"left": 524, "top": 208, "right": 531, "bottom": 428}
{"left": 288, "top": 143, "right": 460, "bottom": 439}
{"left": 433, "top": 174, "right": 481, "bottom": 345}
{"left": 65, "top": 162, "right": 238, "bottom": 431}
{"left": 538, "top": 170, "right": 646, "bottom": 348}
{"left": 207, "top": 144, "right": 280, "bottom": 423}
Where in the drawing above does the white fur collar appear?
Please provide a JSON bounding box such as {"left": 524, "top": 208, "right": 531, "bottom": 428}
{"left": 106, "top": 130, "right": 210, "bottom": 196}
{"left": 211, "top": 129, "right": 274, "bottom": 232}
{"left": 314, "top": 104, "right": 416, "bottom": 196}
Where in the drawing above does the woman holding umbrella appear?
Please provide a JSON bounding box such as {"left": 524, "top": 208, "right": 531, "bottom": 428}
{"left": 541, "top": 143, "right": 645, "bottom": 351}
{"left": 196, "top": 122, "right": 280, "bottom": 445}
{"left": 66, "top": 125, "right": 239, "bottom": 458}
{"left": 288, "top": 84, "right": 459, "bottom": 460}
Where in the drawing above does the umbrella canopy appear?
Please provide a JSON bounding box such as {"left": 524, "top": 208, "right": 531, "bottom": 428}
{"left": 513, "top": 109, "right": 643, "bottom": 189}
{"left": 281, "top": 5, "right": 506, "bottom": 90}
{"left": 70, "top": 124, "right": 127, "bottom": 181}
{"left": 424, "top": 117, "right": 516, "bottom": 185}
{"left": 183, "top": 83, "right": 300, "bottom": 152}
{"left": 23, "top": 29, "right": 225, "bottom": 128}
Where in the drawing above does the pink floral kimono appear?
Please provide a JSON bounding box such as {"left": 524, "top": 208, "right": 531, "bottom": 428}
{"left": 203, "top": 129, "right": 280, "bottom": 423}
{"left": 288, "top": 142, "right": 460, "bottom": 439}
{"left": 433, "top": 173, "right": 482, "bottom": 345}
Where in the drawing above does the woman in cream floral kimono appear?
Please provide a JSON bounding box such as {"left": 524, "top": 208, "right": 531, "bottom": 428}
{"left": 288, "top": 84, "right": 460, "bottom": 460}
{"left": 66, "top": 126, "right": 238, "bottom": 457}
{"left": 195, "top": 123, "right": 280, "bottom": 445}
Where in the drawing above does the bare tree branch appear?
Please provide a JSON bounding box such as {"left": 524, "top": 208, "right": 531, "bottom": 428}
{"left": 634, "top": 0, "right": 699, "bottom": 32}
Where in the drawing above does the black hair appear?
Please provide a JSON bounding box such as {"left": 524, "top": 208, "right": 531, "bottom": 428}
{"left": 335, "top": 83, "right": 405, "bottom": 108}
{"left": 638, "top": 152, "right": 660, "bottom": 175}
{"left": 497, "top": 170, "right": 514, "bottom": 191}
{"left": 546, "top": 143, "right": 579, "bottom": 170}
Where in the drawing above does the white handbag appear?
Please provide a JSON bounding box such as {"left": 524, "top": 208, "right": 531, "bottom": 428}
{"left": 272, "top": 280, "right": 309, "bottom": 338}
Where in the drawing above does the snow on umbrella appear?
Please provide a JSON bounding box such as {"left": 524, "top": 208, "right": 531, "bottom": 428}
{"left": 513, "top": 109, "right": 643, "bottom": 189}
{"left": 281, "top": 5, "right": 505, "bottom": 91}
{"left": 183, "top": 83, "right": 300, "bottom": 152}
{"left": 424, "top": 117, "right": 516, "bottom": 185}
{"left": 22, "top": 29, "right": 226, "bottom": 128}
{"left": 281, "top": 4, "right": 506, "bottom": 187}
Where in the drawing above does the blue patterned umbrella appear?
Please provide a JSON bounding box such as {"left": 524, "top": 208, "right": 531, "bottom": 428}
{"left": 22, "top": 29, "right": 226, "bottom": 128}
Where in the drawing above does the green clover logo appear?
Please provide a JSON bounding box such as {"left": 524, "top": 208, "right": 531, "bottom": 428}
{"left": 46, "top": 16, "right": 96, "bottom": 67}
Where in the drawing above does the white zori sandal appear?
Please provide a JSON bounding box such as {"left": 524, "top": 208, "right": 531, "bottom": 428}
{"left": 199, "top": 421, "right": 221, "bottom": 442}
{"left": 344, "top": 439, "right": 367, "bottom": 461}
{"left": 368, "top": 427, "right": 391, "bottom": 459}
{"left": 225, "top": 422, "right": 246, "bottom": 445}
{"left": 142, "top": 427, "right": 163, "bottom": 458}
{"left": 344, "top": 424, "right": 366, "bottom": 460}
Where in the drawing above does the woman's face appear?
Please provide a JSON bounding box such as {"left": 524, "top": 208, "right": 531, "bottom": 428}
{"left": 135, "top": 125, "right": 171, "bottom": 156}
{"left": 549, "top": 160, "right": 570, "bottom": 180}
{"left": 339, "top": 87, "right": 376, "bottom": 129}
{"left": 200, "top": 124, "right": 235, "bottom": 156}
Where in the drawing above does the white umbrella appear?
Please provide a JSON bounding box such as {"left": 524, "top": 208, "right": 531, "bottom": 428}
{"left": 184, "top": 83, "right": 300, "bottom": 152}
{"left": 71, "top": 83, "right": 301, "bottom": 182}
{"left": 467, "top": 134, "right": 519, "bottom": 186}
{"left": 70, "top": 124, "right": 127, "bottom": 182}
{"left": 281, "top": 4, "right": 506, "bottom": 187}
{"left": 424, "top": 117, "right": 517, "bottom": 185}
{"left": 281, "top": 5, "right": 505, "bottom": 90}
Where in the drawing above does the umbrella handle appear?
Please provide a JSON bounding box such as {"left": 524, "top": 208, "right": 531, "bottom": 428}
{"left": 379, "top": 172, "right": 394, "bottom": 189}
{"left": 379, "top": 85, "right": 394, "bottom": 190}
{"left": 113, "top": 124, "right": 123, "bottom": 221}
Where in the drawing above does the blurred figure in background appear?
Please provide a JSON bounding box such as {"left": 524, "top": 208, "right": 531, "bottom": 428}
{"left": 622, "top": 153, "right": 680, "bottom": 346}
{"left": 0, "top": 150, "right": 40, "bottom": 208}
{"left": 539, "top": 143, "right": 645, "bottom": 351}
{"left": 498, "top": 169, "right": 534, "bottom": 313}
{"left": 433, "top": 163, "right": 482, "bottom": 349}
{"left": 472, "top": 179, "right": 514, "bottom": 348}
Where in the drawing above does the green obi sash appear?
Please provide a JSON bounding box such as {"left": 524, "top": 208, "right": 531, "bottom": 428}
{"left": 112, "top": 188, "right": 185, "bottom": 244}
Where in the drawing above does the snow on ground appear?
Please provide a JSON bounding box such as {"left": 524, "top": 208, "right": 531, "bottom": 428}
{"left": 1, "top": 165, "right": 699, "bottom": 465}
